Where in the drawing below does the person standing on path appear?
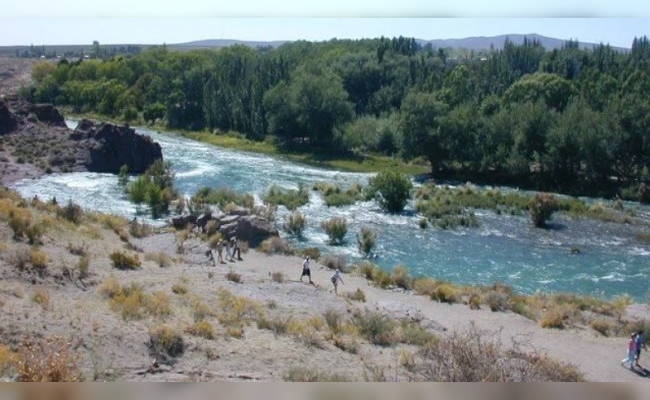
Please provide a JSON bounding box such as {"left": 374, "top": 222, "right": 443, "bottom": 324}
{"left": 330, "top": 268, "right": 344, "bottom": 295}
{"left": 300, "top": 256, "right": 313, "bottom": 284}
{"left": 232, "top": 237, "right": 242, "bottom": 261}
{"left": 622, "top": 332, "right": 637, "bottom": 369}
{"left": 635, "top": 330, "right": 647, "bottom": 368}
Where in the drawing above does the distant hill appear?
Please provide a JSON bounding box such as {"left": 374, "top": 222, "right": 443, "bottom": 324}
{"left": 0, "top": 33, "right": 629, "bottom": 58}
{"left": 418, "top": 33, "right": 629, "bottom": 52}
{"left": 172, "top": 33, "right": 629, "bottom": 52}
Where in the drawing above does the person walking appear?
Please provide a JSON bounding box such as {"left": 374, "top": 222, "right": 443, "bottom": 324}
{"left": 622, "top": 332, "right": 637, "bottom": 369}
{"left": 635, "top": 330, "right": 647, "bottom": 368}
{"left": 216, "top": 239, "right": 225, "bottom": 264}
{"left": 232, "top": 237, "right": 242, "bottom": 261}
{"left": 225, "top": 237, "right": 234, "bottom": 262}
{"left": 300, "top": 256, "right": 313, "bottom": 284}
{"left": 330, "top": 268, "right": 344, "bottom": 295}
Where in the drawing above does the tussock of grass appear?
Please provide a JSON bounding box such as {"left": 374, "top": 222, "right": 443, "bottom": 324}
{"left": 216, "top": 289, "right": 265, "bottom": 337}
{"left": 352, "top": 310, "right": 398, "bottom": 346}
{"left": 283, "top": 367, "right": 351, "bottom": 382}
{"left": 345, "top": 288, "right": 366, "bottom": 302}
{"left": 271, "top": 271, "right": 285, "bottom": 283}
{"left": 257, "top": 237, "right": 294, "bottom": 255}
{"left": 185, "top": 321, "right": 215, "bottom": 340}
{"left": 225, "top": 270, "right": 242, "bottom": 283}
{"left": 14, "top": 336, "right": 82, "bottom": 382}
{"left": 145, "top": 252, "right": 173, "bottom": 268}
{"left": 110, "top": 251, "right": 141, "bottom": 270}
{"left": 263, "top": 184, "right": 309, "bottom": 211}
{"left": 149, "top": 324, "right": 184, "bottom": 362}
{"left": 31, "top": 288, "right": 50, "bottom": 309}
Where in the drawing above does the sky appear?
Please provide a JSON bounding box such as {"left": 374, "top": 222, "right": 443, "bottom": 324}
{"left": 1, "top": 1, "right": 649, "bottom": 48}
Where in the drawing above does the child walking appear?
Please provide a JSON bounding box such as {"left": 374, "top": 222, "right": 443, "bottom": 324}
{"left": 330, "top": 269, "right": 344, "bottom": 295}
{"left": 622, "top": 333, "right": 637, "bottom": 369}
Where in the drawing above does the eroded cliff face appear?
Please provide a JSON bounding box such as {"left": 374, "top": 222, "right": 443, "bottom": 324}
{"left": 0, "top": 97, "right": 163, "bottom": 184}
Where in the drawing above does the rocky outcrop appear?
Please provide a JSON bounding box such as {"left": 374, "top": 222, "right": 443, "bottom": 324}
{"left": 30, "top": 104, "right": 65, "bottom": 127}
{"left": 236, "top": 215, "right": 279, "bottom": 247}
{"left": 73, "top": 119, "right": 163, "bottom": 174}
{"left": 0, "top": 100, "right": 18, "bottom": 134}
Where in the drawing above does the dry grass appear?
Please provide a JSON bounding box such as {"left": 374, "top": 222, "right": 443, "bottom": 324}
{"left": 171, "top": 283, "right": 188, "bottom": 295}
{"left": 185, "top": 321, "right": 215, "bottom": 340}
{"left": 145, "top": 252, "right": 173, "bottom": 268}
{"left": 345, "top": 288, "right": 367, "bottom": 302}
{"left": 225, "top": 270, "right": 242, "bottom": 283}
{"left": 257, "top": 237, "right": 294, "bottom": 255}
{"left": 216, "top": 289, "right": 265, "bottom": 337}
{"left": 271, "top": 271, "right": 285, "bottom": 283}
{"left": 109, "top": 251, "right": 141, "bottom": 270}
{"left": 14, "top": 336, "right": 82, "bottom": 382}
{"left": 149, "top": 324, "right": 184, "bottom": 363}
{"left": 31, "top": 287, "right": 50, "bottom": 309}
{"left": 98, "top": 278, "right": 171, "bottom": 321}
{"left": 352, "top": 310, "right": 398, "bottom": 346}
{"left": 283, "top": 367, "right": 350, "bottom": 382}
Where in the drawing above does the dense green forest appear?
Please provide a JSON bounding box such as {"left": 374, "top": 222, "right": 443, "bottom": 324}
{"left": 23, "top": 36, "right": 650, "bottom": 200}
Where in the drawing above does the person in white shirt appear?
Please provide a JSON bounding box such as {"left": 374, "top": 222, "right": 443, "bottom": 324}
{"left": 300, "top": 256, "right": 313, "bottom": 284}
{"left": 330, "top": 269, "right": 344, "bottom": 295}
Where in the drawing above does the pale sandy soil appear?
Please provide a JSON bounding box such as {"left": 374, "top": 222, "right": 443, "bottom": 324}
{"left": 0, "top": 214, "right": 648, "bottom": 382}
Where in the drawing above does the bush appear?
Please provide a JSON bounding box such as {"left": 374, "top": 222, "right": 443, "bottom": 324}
{"left": 14, "top": 336, "right": 82, "bottom": 382}
{"left": 8, "top": 209, "right": 31, "bottom": 239}
{"left": 540, "top": 307, "right": 566, "bottom": 329}
{"left": 365, "top": 170, "right": 412, "bottom": 213}
{"left": 191, "top": 187, "right": 254, "bottom": 210}
{"left": 263, "top": 183, "right": 309, "bottom": 210}
{"left": 353, "top": 311, "right": 397, "bottom": 346}
{"left": 149, "top": 325, "right": 184, "bottom": 362}
{"left": 283, "top": 211, "right": 306, "bottom": 236}
{"left": 345, "top": 288, "right": 366, "bottom": 302}
{"left": 391, "top": 265, "right": 412, "bottom": 290}
{"left": 298, "top": 247, "right": 321, "bottom": 261}
{"left": 321, "top": 217, "right": 348, "bottom": 244}
{"left": 433, "top": 284, "right": 459, "bottom": 304}
{"left": 322, "top": 254, "right": 347, "bottom": 271}
{"left": 57, "top": 201, "right": 84, "bottom": 224}
{"left": 110, "top": 251, "right": 141, "bottom": 270}
{"left": 31, "top": 288, "right": 50, "bottom": 309}
{"left": 145, "top": 252, "right": 173, "bottom": 268}
{"left": 529, "top": 193, "right": 559, "bottom": 227}
{"left": 258, "top": 237, "right": 294, "bottom": 255}
{"left": 226, "top": 270, "right": 242, "bottom": 283}
{"left": 485, "top": 290, "right": 509, "bottom": 312}
{"left": 283, "top": 367, "right": 350, "bottom": 382}
{"left": 185, "top": 321, "right": 215, "bottom": 339}
{"left": 357, "top": 226, "right": 376, "bottom": 257}
{"left": 271, "top": 271, "right": 285, "bottom": 283}
{"left": 171, "top": 283, "right": 188, "bottom": 295}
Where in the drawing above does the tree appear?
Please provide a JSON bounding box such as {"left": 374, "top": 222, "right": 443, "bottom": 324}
{"left": 400, "top": 90, "right": 449, "bottom": 174}
{"left": 529, "top": 193, "right": 559, "bottom": 228}
{"left": 365, "top": 170, "right": 413, "bottom": 213}
{"left": 264, "top": 65, "right": 354, "bottom": 148}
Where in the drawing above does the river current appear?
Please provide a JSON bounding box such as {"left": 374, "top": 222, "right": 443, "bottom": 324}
{"left": 11, "top": 121, "right": 650, "bottom": 300}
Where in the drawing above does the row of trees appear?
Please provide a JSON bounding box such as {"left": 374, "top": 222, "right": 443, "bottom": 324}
{"left": 25, "top": 36, "right": 650, "bottom": 199}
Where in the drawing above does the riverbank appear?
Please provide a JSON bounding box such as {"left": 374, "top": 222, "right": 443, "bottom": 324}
{"left": 0, "top": 190, "right": 648, "bottom": 382}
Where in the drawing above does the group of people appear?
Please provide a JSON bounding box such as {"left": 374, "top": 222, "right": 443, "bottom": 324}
{"left": 300, "top": 256, "right": 344, "bottom": 295}
{"left": 207, "top": 236, "right": 242, "bottom": 265}
{"left": 622, "top": 330, "right": 647, "bottom": 370}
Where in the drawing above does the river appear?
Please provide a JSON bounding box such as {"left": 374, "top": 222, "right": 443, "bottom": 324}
{"left": 11, "top": 120, "right": 650, "bottom": 300}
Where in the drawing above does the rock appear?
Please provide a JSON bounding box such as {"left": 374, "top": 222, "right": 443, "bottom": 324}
{"left": 236, "top": 216, "right": 279, "bottom": 247}
{"left": 75, "top": 120, "right": 163, "bottom": 173}
{"left": 220, "top": 215, "right": 240, "bottom": 225}
{"left": 196, "top": 212, "right": 212, "bottom": 230}
{"left": 219, "top": 222, "right": 238, "bottom": 238}
{"left": 30, "top": 103, "right": 65, "bottom": 127}
{"left": 0, "top": 100, "right": 18, "bottom": 134}
{"left": 227, "top": 206, "right": 250, "bottom": 216}
{"left": 171, "top": 215, "right": 197, "bottom": 230}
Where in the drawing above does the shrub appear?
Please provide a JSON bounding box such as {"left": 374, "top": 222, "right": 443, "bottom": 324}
{"left": 8, "top": 209, "right": 31, "bottom": 239}
{"left": 257, "top": 316, "right": 291, "bottom": 336}
{"left": 283, "top": 211, "right": 306, "bottom": 236}
{"left": 75, "top": 256, "right": 90, "bottom": 279}
{"left": 468, "top": 293, "right": 481, "bottom": 309}
{"left": 145, "top": 252, "right": 173, "bottom": 268}
{"left": 143, "top": 291, "right": 172, "bottom": 319}
{"left": 283, "top": 367, "right": 350, "bottom": 382}
{"left": 485, "top": 290, "right": 509, "bottom": 312}
{"left": 110, "top": 251, "right": 141, "bottom": 270}
{"left": 345, "top": 288, "right": 367, "bottom": 302}
{"left": 590, "top": 319, "right": 612, "bottom": 336}
{"left": 399, "top": 321, "right": 438, "bottom": 346}
{"left": 29, "top": 248, "right": 48, "bottom": 273}
{"left": 271, "top": 271, "right": 285, "bottom": 283}
{"left": 149, "top": 325, "right": 184, "bottom": 362}
{"left": 216, "top": 289, "right": 264, "bottom": 336}
{"left": 185, "top": 321, "right": 215, "bottom": 339}
{"left": 321, "top": 217, "right": 348, "bottom": 244}
{"left": 322, "top": 254, "right": 347, "bottom": 271}
{"left": 263, "top": 183, "right": 309, "bottom": 210}
{"left": 540, "top": 307, "right": 566, "bottom": 329}
{"left": 67, "top": 242, "right": 88, "bottom": 257}
{"left": 258, "top": 237, "right": 294, "bottom": 255}
{"left": 365, "top": 170, "right": 412, "bottom": 213}
{"left": 298, "top": 247, "right": 321, "bottom": 261}
{"left": 31, "top": 288, "right": 50, "bottom": 309}
{"left": 226, "top": 270, "right": 242, "bottom": 283}
{"left": 191, "top": 298, "right": 213, "bottom": 322}
{"left": 357, "top": 226, "right": 376, "bottom": 257}
{"left": 57, "top": 201, "right": 84, "bottom": 225}
{"left": 352, "top": 311, "right": 397, "bottom": 346}
{"left": 14, "top": 336, "right": 82, "bottom": 382}
{"left": 191, "top": 187, "right": 254, "bottom": 210}
{"left": 129, "top": 219, "right": 152, "bottom": 238}
{"left": 391, "top": 265, "right": 412, "bottom": 290}
{"left": 529, "top": 193, "right": 559, "bottom": 227}
{"left": 171, "top": 283, "right": 188, "bottom": 295}
{"left": 323, "top": 309, "right": 343, "bottom": 335}
{"left": 433, "top": 284, "right": 459, "bottom": 303}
